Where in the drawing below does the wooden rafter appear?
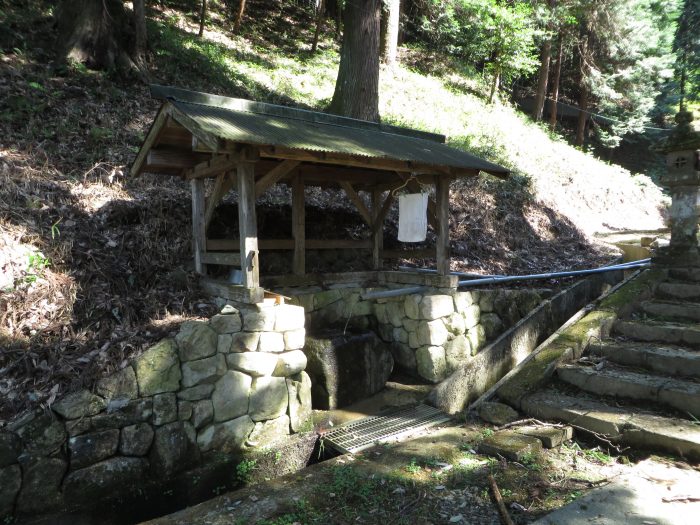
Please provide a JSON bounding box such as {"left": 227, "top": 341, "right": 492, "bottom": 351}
{"left": 339, "top": 181, "right": 372, "bottom": 227}
{"left": 204, "top": 171, "right": 237, "bottom": 229}
{"left": 130, "top": 104, "right": 173, "bottom": 177}
{"left": 255, "top": 160, "right": 301, "bottom": 197}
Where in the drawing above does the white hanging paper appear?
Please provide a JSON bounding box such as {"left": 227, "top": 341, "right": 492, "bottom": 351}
{"left": 398, "top": 192, "right": 428, "bottom": 242}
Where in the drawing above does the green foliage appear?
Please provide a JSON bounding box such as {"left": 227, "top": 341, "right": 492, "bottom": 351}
{"left": 235, "top": 459, "right": 258, "bottom": 483}
{"left": 673, "top": 0, "right": 700, "bottom": 104}
{"left": 24, "top": 251, "right": 50, "bottom": 283}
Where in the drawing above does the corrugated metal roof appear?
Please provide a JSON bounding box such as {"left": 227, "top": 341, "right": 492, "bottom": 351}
{"left": 152, "top": 85, "right": 508, "bottom": 177}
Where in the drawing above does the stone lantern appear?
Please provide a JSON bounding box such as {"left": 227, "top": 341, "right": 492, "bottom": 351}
{"left": 654, "top": 109, "right": 700, "bottom": 267}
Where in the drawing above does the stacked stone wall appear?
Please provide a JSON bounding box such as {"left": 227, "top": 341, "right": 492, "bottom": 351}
{"left": 0, "top": 303, "right": 311, "bottom": 519}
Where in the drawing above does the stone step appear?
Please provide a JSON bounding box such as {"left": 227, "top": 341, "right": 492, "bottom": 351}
{"left": 614, "top": 320, "right": 700, "bottom": 347}
{"left": 590, "top": 340, "right": 700, "bottom": 379}
{"left": 639, "top": 300, "right": 700, "bottom": 323}
{"left": 520, "top": 389, "right": 700, "bottom": 461}
{"left": 669, "top": 267, "right": 700, "bottom": 283}
{"left": 656, "top": 282, "right": 700, "bottom": 302}
{"left": 556, "top": 363, "right": 700, "bottom": 418}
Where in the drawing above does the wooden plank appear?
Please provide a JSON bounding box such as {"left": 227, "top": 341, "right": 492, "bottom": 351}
{"left": 381, "top": 248, "right": 436, "bottom": 259}
{"left": 262, "top": 271, "right": 378, "bottom": 288}
{"left": 204, "top": 171, "right": 237, "bottom": 229}
{"left": 146, "top": 148, "right": 207, "bottom": 169}
{"left": 206, "top": 239, "right": 372, "bottom": 251}
{"left": 380, "top": 271, "right": 458, "bottom": 288}
{"left": 200, "top": 252, "right": 240, "bottom": 265}
{"left": 436, "top": 177, "right": 451, "bottom": 275}
{"left": 186, "top": 149, "right": 261, "bottom": 180}
{"left": 255, "top": 160, "right": 301, "bottom": 197}
{"left": 130, "top": 104, "right": 172, "bottom": 177}
{"left": 200, "top": 278, "right": 264, "bottom": 304}
{"left": 292, "top": 175, "right": 305, "bottom": 275}
{"left": 190, "top": 178, "right": 207, "bottom": 274}
{"left": 237, "top": 162, "right": 260, "bottom": 289}
{"left": 372, "top": 189, "right": 384, "bottom": 270}
{"left": 339, "top": 181, "right": 373, "bottom": 227}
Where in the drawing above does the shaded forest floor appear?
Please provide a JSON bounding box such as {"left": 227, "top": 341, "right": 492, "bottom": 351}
{"left": 0, "top": 0, "right": 667, "bottom": 422}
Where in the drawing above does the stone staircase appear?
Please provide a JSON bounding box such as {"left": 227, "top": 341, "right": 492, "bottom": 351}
{"left": 518, "top": 268, "right": 700, "bottom": 461}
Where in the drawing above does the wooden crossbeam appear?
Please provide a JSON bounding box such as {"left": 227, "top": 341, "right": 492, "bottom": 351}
{"left": 204, "top": 171, "right": 237, "bottom": 229}
{"left": 255, "top": 160, "right": 300, "bottom": 198}
{"left": 339, "top": 181, "right": 372, "bottom": 227}
{"left": 206, "top": 239, "right": 372, "bottom": 251}
{"left": 146, "top": 148, "right": 206, "bottom": 169}
{"left": 371, "top": 192, "right": 395, "bottom": 236}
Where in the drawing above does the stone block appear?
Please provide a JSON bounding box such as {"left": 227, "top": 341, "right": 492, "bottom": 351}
{"left": 374, "top": 302, "right": 389, "bottom": 324}
{"left": 153, "top": 393, "right": 178, "bottom": 426}
{"left": 258, "top": 332, "right": 285, "bottom": 353}
{"left": 150, "top": 421, "right": 199, "bottom": 476}
{"left": 210, "top": 312, "right": 242, "bottom": 334}
{"left": 176, "top": 321, "right": 218, "bottom": 362}
{"left": 227, "top": 352, "right": 278, "bottom": 377}
{"left": 480, "top": 313, "right": 504, "bottom": 340}
{"left": 16, "top": 457, "right": 66, "bottom": 514}
{"left": 230, "top": 332, "right": 261, "bottom": 353}
{"left": 478, "top": 431, "right": 542, "bottom": 461}
{"left": 135, "top": 339, "right": 181, "bottom": 397}
{"left": 453, "top": 291, "right": 476, "bottom": 312}
{"left": 387, "top": 301, "right": 405, "bottom": 328}
{"left": 77, "top": 399, "right": 152, "bottom": 435}
{"left": 120, "top": 423, "right": 154, "bottom": 456}
{"left": 389, "top": 342, "right": 417, "bottom": 371}
{"left": 445, "top": 312, "right": 466, "bottom": 335}
{"left": 445, "top": 334, "right": 470, "bottom": 372}
{"left": 420, "top": 294, "right": 454, "bottom": 320}
{"left": 0, "top": 431, "right": 21, "bottom": 468}
{"left": 515, "top": 290, "right": 542, "bottom": 318}
{"left": 16, "top": 413, "right": 66, "bottom": 455}
{"left": 217, "top": 333, "right": 233, "bottom": 354}
{"left": 515, "top": 425, "right": 573, "bottom": 448}
{"left": 191, "top": 400, "right": 214, "bottom": 430}
{"left": 292, "top": 294, "right": 315, "bottom": 313}
{"left": 479, "top": 291, "right": 496, "bottom": 313}
{"left": 353, "top": 300, "right": 373, "bottom": 316}
{"left": 404, "top": 294, "right": 422, "bottom": 320}
{"left": 178, "top": 401, "right": 193, "bottom": 421}
{"left": 478, "top": 402, "right": 519, "bottom": 426}
{"left": 286, "top": 372, "right": 312, "bottom": 433}
{"left": 274, "top": 305, "right": 305, "bottom": 332}
{"left": 197, "top": 415, "right": 255, "bottom": 453}
{"left": 246, "top": 415, "right": 291, "bottom": 447}
{"left": 392, "top": 326, "right": 409, "bottom": 344}
{"left": 243, "top": 307, "right": 276, "bottom": 331}
{"left": 63, "top": 457, "right": 147, "bottom": 506}
{"left": 408, "top": 330, "right": 421, "bottom": 349}
{"left": 403, "top": 318, "right": 419, "bottom": 332}
{"left": 249, "top": 377, "right": 289, "bottom": 422}
{"left": 69, "top": 429, "right": 119, "bottom": 470}
{"left": 181, "top": 353, "right": 227, "bottom": 388}
{"left": 313, "top": 289, "right": 342, "bottom": 310}
{"left": 284, "top": 328, "right": 306, "bottom": 351}
{"left": 96, "top": 366, "right": 138, "bottom": 401}
{"left": 177, "top": 384, "right": 214, "bottom": 401}
{"left": 378, "top": 323, "right": 394, "bottom": 342}
{"left": 462, "top": 304, "right": 481, "bottom": 330}
{"left": 273, "top": 350, "right": 307, "bottom": 377}
{"left": 0, "top": 464, "right": 21, "bottom": 517}
{"left": 212, "top": 371, "right": 252, "bottom": 422}
{"left": 53, "top": 390, "right": 106, "bottom": 420}
{"left": 467, "top": 325, "right": 486, "bottom": 354}
{"left": 417, "top": 319, "right": 449, "bottom": 346}
{"left": 416, "top": 346, "right": 447, "bottom": 383}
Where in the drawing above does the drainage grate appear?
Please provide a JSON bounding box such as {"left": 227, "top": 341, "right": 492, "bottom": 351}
{"left": 321, "top": 404, "right": 453, "bottom": 454}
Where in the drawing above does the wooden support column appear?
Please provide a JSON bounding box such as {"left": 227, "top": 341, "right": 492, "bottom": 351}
{"left": 372, "top": 189, "right": 384, "bottom": 270}
{"left": 436, "top": 177, "right": 451, "bottom": 275}
{"left": 292, "top": 175, "right": 305, "bottom": 275}
{"left": 191, "top": 178, "right": 207, "bottom": 275}
{"left": 237, "top": 162, "right": 260, "bottom": 289}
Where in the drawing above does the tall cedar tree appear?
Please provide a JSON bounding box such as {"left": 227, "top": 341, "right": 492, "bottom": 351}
{"left": 533, "top": 0, "right": 556, "bottom": 121}
{"left": 383, "top": 0, "right": 401, "bottom": 65}
{"left": 328, "top": 0, "right": 382, "bottom": 122}
{"left": 673, "top": 0, "right": 700, "bottom": 107}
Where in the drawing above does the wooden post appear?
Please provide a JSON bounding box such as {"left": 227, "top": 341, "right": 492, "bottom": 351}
{"left": 292, "top": 175, "right": 305, "bottom": 275}
{"left": 237, "top": 162, "right": 260, "bottom": 289}
{"left": 372, "top": 188, "right": 384, "bottom": 270}
{"left": 191, "top": 178, "right": 207, "bottom": 275}
{"left": 436, "top": 177, "right": 451, "bottom": 275}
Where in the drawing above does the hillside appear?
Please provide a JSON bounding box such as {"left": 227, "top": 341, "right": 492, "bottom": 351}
{"left": 0, "top": 0, "right": 667, "bottom": 421}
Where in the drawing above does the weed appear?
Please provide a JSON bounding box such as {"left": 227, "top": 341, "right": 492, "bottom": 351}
{"left": 404, "top": 458, "right": 422, "bottom": 474}
{"left": 24, "top": 251, "right": 50, "bottom": 283}
{"left": 583, "top": 448, "right": 613, "bottom": 464}
{"left": 236, "top": 459, "right": 257, "bottom": 483}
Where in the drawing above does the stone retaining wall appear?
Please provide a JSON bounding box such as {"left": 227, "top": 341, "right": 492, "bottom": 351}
{"left": 0, "top": 302, "right": 311, "bottom": 519}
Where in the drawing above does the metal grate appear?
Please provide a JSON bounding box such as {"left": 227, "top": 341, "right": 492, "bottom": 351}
{"left": 321, "top": 404, "right": 453, "bottom": 454}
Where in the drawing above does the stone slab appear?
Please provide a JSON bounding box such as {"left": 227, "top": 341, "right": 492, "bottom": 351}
{"left": 478, "top": 430, "right": 542, "bottom": 461}
{"left": 514, "top": 425, "right": 573, "bottom": 448}
{"left": 590, "top": 340, "right": 700, "bottom": 379}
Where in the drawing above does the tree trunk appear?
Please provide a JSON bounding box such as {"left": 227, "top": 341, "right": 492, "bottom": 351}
{"left": 575, "top": 84, "right": 589, "bottom": 146}
{"left": 489, "top": 67, "right": 500, "bottom": 104}
{"left": 234, "top": 0, "right": 246, "bottom": 32}
{"left": 328, "top": 0, "right": 381, "bottom": 122}
{"left": 55, "top": 0, "right": 132, "bottom": 71}
{"left": 311, "top": 0, "right": 325, "bottom": 53}
{"left": 133, "top": 0, "right": 148, "bottom": 64}
{"left": 199, "top": 0, "right": 207, "bottom": 37}
{"left": 532, "top": 0, "right": 555, "bottom": 121}
{"left": 548, "top": 37, "right": 563, "bottom": 129}
{"left": 382, "top": 0, "right": 400, "bottom": 65}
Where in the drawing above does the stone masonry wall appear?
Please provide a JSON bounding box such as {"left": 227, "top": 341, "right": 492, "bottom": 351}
{"left": 0, "top": 302, "right": 311, "bottom": 519}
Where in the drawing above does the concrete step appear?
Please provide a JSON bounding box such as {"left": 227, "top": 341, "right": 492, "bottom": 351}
{"left": 639, "top": 300, "right": 700, "bottom": 323}
{"left": 656, "top": 282, "right": 700, "bottom": 302}
{"left": 556, "top": 363, "right": 700, "bottom": 418}
{"left": 614, "top": 320, "right": 700, "bottom": 347}
{"left": 590, "top": 340, "right": 700, "bottom": 379}
{"left": 669, "top": 267, "right": 700, "bottom": 283}
{"left": 520, "top": 389, "right": 700, "bottom": 461}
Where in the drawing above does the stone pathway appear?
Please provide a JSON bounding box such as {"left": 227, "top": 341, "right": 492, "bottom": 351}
{"left": 517, "top": 267, "right": 700, "bottom": 461}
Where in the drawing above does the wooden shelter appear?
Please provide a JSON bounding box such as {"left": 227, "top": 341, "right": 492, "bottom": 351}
{"left": 131, "top": 85, "right": 509, "bottom": 303}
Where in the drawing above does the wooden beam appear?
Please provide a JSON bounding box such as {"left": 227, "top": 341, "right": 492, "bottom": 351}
{"left": 371, "top": 192, "right": 395, "bottom": 236}
{"left": 200, "top": 252, "right": 240, "bottom": 265}
{"left": 292, "top": 175, "right": 305, "bottom": 275}
{"left": 372, "top": 189, "right": 384, "bottom": 270}
{"left": 130, "top": 104, "right": 172, "bottom": 177}
{"left": 191, "top": 178, "right": 207, "bottom": 274}
{"left": 339, "top": 181, "right": 373, "bottom": 227}
{"left": 262, "top": 271, "right": 378, "bottom": 289}
{"left": 186, "top": 155, "right": 238, "bottom": 180}
{"left": 237, "top": 163, "right": 260, "bottom": 289}
{"left": 255, "top": 160, "right": 301, "bottom": 197}
{"left": 146, "top": 148, "right": 207, "bottom": 169}
{"left": 206, "top": 239, "right": 372, "bottom": 251}
{"left": 381, "top": 248, "right": 436, "bottom": 259}
{"left": 200, "top": 278, "right": 264, "bottom": 304}
{"left": 436, "top": 177, "right": 451, "bottom": 275}
{"left": 204, "top": 171, "right": 237, "bottom": 229}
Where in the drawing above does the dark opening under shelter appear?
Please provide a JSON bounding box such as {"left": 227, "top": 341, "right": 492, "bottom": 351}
{"left": 130, "top": 85, "right": 509, "bottom": 303}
